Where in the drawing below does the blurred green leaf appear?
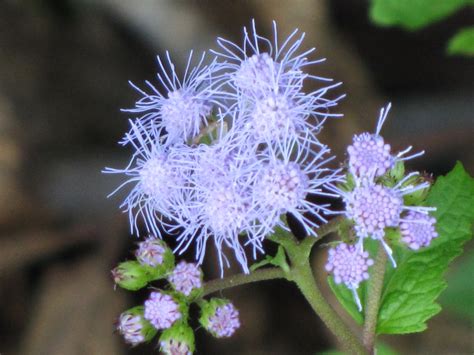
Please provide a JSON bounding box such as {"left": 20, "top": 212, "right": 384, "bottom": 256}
{"left": 439, "top": 250, "right": 474, "bottom": 320}
{"left": 376, "top": 162, "right": 474, "bottom": 334}
{"left": 447, "top": 26, "right": 474, "bottom": 56}
{"left": 370, "top": 0, "right": 473, "bottom": 30}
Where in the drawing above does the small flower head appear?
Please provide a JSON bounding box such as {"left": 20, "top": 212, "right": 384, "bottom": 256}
{"left": 325, "top": 243, "right": 374, "bottom": 310}
{"left": 144, "top": 292, "right": 182, "bottom": 330}
{"left": 159, "top": 323, "right": 195, "bottom": 355}
{"left": 122, "top": 51, "right": 224, "bottom": 145}
{"left": 332, "top": 171, "right": 435, "bottom": 266}
{"left": 136, "top": 237, "right": 168, "bottom": 267}
{"left": 253, "top": 139, "right": 342, "bottom": 237}
{"left": 213, "top": 20, "right": 343, "bottom": 140}
{"left": 200, "top": 298, "right": 240, "bottom": 338}
{"left": 232, "top": 52, "right": 282, "bottom": 94}
{"left": 348, "top": 183, "right": 403, "bottom": 240}
{"left": 348, "top": 133, "right": 392, "bottom": 177}
{"left": 168, "top": 261, "right": 203, "bottom": 297}
{"left": 104, "top": 122, "right": 194, "bottom": 237}
{"left": 172, "top": 140, "right": 261, "bottom": 273}
{"left": 347, "top": 104, "right": 424, "bottom": 178}
{"left": 117, "top": 306, "right": 157, "bottom": 346}
{"left": 400, "top": 211, "right": 438, "bottom": 250}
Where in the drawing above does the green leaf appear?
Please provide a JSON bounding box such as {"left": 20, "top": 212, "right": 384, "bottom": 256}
{"left": 328, "top": 276, "right": 364, "bottom": 325}
{"left": 439, "top": 251, "right": 474, "bottom": 320}
{"left": 250, "top": 245, "right": 290, "bottom": 273}
{"left": 377, "top": 162, "right": 474, "bottom": 334}
{"left": 369, "top": 0, "right": 472, "bottom": 30}
{"left": 447, "top": 26, "right": 474, "bottom": 56}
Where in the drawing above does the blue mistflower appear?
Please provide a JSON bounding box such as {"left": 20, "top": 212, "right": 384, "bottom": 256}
{"left": 333, "top": 172, "right": 435, "bottom": 266}
{"left": 325, "top": 243, "right": 374, "bottom": 311}
{"left": 400, "top": 211, "right": 438, "bottom": 250}
{"left": 104, "top": 121, "right": 195, "bottom": 237}
{"left": 348, "top": 103, "right": 425, "bottom": 178}
{"left": 168, "top": 261, "right": 203, "bottom": 297}
{"left": 144, "top": 292, "right": 181, "bottom": 330}
{"left": 107, "top": 21, "right": 345, "bottom": 274}
{"left": 213, "top": 20, "right": 344, "bottom": 146}
{"left": 171, "top": 139, "right": 263, "bottom": 273}
{"left": 122, "top": 51, "right": 226, "bottom": 146}
{"left": 252, "top": 137, "right": 343, "bottom": 239}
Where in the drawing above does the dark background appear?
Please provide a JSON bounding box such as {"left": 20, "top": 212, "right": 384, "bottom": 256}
{"left": 0, "top": 1, "right": 472, "bottom": 354}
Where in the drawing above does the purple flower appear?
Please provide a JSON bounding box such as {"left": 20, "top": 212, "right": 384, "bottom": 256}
{"left": 168, "top": 261, "right": 203, "bottom": 296}
{"left": 122, "top": 51, "right": 225, "bottom": 145}
{"left": 172, "top": 139, "right": 261, "bottom": 274}
{"left": 104, "top": 121, "right": 195, "bottom": 237}
{"left": 400, "top": 211, "right": 438, "bottom": 250}
{"left": 213, "top": 20, "right": 343, "bottom": 144}
{"left": 117, "top": 313, "right": 146, "bottom": 346}
{"left": 332, "top": 172, "right": 434, "bottom": 266}
{"left": 207, "top": 303, "right": 241, "bottom": 338}
{"left": 348, "top": 104, "right": 424, "bottom": 178}
{"left": 135, "top": 237, "right": 166, "bottom": 267}
{"left": 144, "top": 292, "right": 181, "bottom": 330}
{"left": 253, "top": 138, "right": 342, "bottom": 238}
{"left": 325, "top": 243, "right": 374, "bottom": 311}
{"left": 116, "top": 306, "right": 157, "bottom": 346}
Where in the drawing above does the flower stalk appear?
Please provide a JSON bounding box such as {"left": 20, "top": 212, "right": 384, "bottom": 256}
{"left": 362, "top": 245, "right": 388, "bottom": 354}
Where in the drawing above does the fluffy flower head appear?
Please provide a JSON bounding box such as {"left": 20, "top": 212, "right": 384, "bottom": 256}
{"left": 208, "top": 303, "right": 241, "bottom": 338}
{"left": 168, "top": 261, "right": 203, "bottom": 296}
{"left": 348, "top": 183, "right": 403, "bottom": 240}
{"left": 348, "top": 104, "right": 424, "bottom": 178}
{"left": 144, "top": 292, "right": 181, "bottom": 330}
{"left": 400, "top": 211, "right": 438, "bottom": 250}
{"left": 123, "top": 51, "right": 224, "bottom": 145}
{"left": 325, "top": 243, "right": 374, "bottom": 310}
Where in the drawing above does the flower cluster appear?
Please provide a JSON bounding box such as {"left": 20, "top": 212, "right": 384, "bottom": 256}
{"left": 325, "top": 104, "right": 438, "bottom": 308}
{"left": 114, "top": 238, "right": 240, "bottom": 352}
{"left": 106, "top": 20, "right": 343, "bottom": 273}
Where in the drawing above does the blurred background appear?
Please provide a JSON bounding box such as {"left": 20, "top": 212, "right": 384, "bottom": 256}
{"left": 0, "top": 0, "right": 473, "bottom": 354}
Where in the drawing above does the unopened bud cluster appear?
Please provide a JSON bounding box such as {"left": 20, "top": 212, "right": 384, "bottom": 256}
{"left": 114, "top": 237, "right": 240, "bottom": 352}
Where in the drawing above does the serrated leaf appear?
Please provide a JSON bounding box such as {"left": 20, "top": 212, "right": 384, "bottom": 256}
{"left": 377, "top": 162, "right": 474, "bottom": 334}
{"left": 447, "top": 26, "right": 474, "bottom": 56}
{"left": 369, "top": 0, "right": 472, "bottom": 30}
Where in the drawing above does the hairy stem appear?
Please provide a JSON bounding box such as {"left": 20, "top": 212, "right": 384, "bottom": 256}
{"left": 202, "top": 267, "right": 286, "bottom": 297}
{"left": 362, "top": 246, "right": 388, "bottom": 353}
{"left": 288, "top": 248, "right": 367, "bottom": 354}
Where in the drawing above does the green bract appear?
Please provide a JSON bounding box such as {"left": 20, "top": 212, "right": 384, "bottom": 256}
{"left": 122, "top": 306, "right": 158, "bottom": 343}
{"left": 159, "top": 322, "right": 195, "bottom": 354}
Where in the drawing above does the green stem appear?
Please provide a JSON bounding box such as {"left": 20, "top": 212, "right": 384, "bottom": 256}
{"left": 287, "top": 247, "right": 367, "bottom": 355}
{"left": 200, "top": 216, "right": 366, "bottom": 353}
{"left": 202, "top": 267, "right": 286, "bottom": 297}
{"left": 362, "top": 246, "right": 388, "bottom": 354}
